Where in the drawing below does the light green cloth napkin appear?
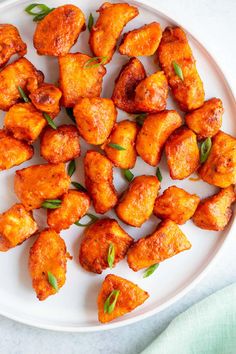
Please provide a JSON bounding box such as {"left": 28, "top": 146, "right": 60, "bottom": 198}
{"left": 141, "top": 283, "right": 236, "bottom": 354}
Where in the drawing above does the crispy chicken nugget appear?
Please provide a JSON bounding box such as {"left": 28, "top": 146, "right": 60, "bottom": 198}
{"left": 158, "top": 26, "right": 204, "bottom": 111}
{"left": 33, "top": 5, "right": 85, "bottom": 56}
{"left": 192, "top": 186, "right": 235, "bottom": 231}
{"left": 185, "top": 98, "right": 223, "bottom": 140}
{"left": 134, "top": 71, "right": 168, "bottom": 113}
{"left": 89, "top": 2, "right": 138, "bottom": 64}
{"left": 73, "top": 98, "right": 117, "bottom": 145}
{"left": 14, "top": 163, "right": 70, "bottom": 210}
{"left": 112, "top": 57, "right": 146, "bottom": 113}
{"left": 0, "top": 57, "right": 44, "bottom": 111}
{"left": 98, "top": 274, "right": 149, "bottom": 323}
{"left": 29, "top": 229, "right": 68, "bottom": 301}
{"left": 40, "top": 125, "right": 80, "bottom": 164}
{"left": 29, "top": 83, "right": 62, "bottom": 117}
{"left": 165, "top": 126, "right": 200, "bottom": 179}
{"left": 59, "top": 53, "right": 106, "bottom": 107}
{"left": 127, "top": 219, "right": 191, "bottom": 271}
{"left": 47, "top": 190, "right": 90, "bottom": 232}
{"left": 0, "top": 24, "right": 27, "bottom": 68}
{"left": 116, "top": 175, "right": 160, "bottom": 227}
{"left": 136, "top": 110, "right": 182, "bottom": 166}
{"left": 198, "top": 131, "right": 236, "bottom": 188}
{"left": 0, "top": 129, "right": 33, "bottom": 171}
{"left": 4, "top": 102, "right": 46, "bottom": 143}
{"left": 154, "top": 186, "right": 200, "bottom": 224}
{"left": 102, "top": 120, "right": 139, "bottom": 169}
{"left": 0, "top": 204, "right": 38, "bottom": 252}
{"left": 119, "top": 22, "right": 162, "bottom": 57}
{"left": 84, "top": 151, "right": 118, "bottom": 214}
{"left": 79, "top": 218, "right": 133, "bottom": 274}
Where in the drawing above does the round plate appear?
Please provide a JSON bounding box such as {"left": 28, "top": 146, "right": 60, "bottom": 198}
{"left": 0, "top": 0, "right": 235, "bottom": 332}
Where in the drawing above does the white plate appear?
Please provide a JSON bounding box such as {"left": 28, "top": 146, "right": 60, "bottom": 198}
{"left": 0, "top": 0, "right": 235, "bottom": 332}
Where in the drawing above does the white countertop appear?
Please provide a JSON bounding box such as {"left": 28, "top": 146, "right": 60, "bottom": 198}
{"left": 1, "top": 0, "right": 236, "bottom": 353}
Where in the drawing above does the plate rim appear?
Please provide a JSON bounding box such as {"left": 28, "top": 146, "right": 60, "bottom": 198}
{"left": 0, "top": 0, "right": 235, "bottom": 332}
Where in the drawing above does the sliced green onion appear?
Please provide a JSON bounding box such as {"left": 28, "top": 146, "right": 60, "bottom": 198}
{"left": 143, "top": 263, "right": 159, "bottom": 278}
{"left": 108, "top": 143, "right": 126, "bottom": 151}
{"left": 47, "top": 271, "right": 58, "bottom": 292}
{"left": 104, "top": 290, "right": 120, "bottom": 314}
{"left": 173, "top": 61, "right": 184, "bottom": 81}
{"left": 66, "top": 108, "right": 76, "bottom": 123}
{"left": 135, "top": 113, "right": 147, "bottom": 126}
{"left": 41, "top": 199, "right": 61, "bottom": 209}
{"left": 68, "top": 160, "right": 76, "bottom": 177}
{"left": 88, "top": 13, "right": 94, "bottom": 32}
{"left": 83, "top": 56, "right": 107, "bottom": 68}
{"left": 17, "top": 86, "right": 29, "bottom": 103}
{"left": 200, "top": 137, "right": 212, "bottom": 163}
{"left": 123, "top": 169, "right": 134, "bottom": 182}
{"left": 71, "top": 181, "right": 87, "bottom": 193}
{"left": 43, "top": 112, "right": 57, "bottom": 130}
{"left": 156, "top": 167, "right": 162, "bottom": 182}
{"left": 107, "top": 243, "right": 115, "bottom": 269}
{"left": 25, "top": 3, "right": 55, "bottom": 21}
{"left": 74, "top": 213, "right": 98, "bottom": 227}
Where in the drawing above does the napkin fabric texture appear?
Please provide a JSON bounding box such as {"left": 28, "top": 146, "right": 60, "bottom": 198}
{"left": 141, "top": 283, "right": 236, "bottom": 354}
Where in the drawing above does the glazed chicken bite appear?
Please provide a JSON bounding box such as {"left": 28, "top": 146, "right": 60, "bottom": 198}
{"left": 119, "top": 22, "right": 162, "bottom": 57}
{"left": 112, "top": 57, "right": 146, "bottom": 113}
{"left": 14, "top": 163, "right": 70, "bottom": 210}
{"left": 0, "top": 24, "right": 27, "bottom": 68}
{"left": 47, "top": 190, "right": 90, "bottom": 232}
{"left": 134, "top": 71, "right": 168, "bottom": 113}
{"left": 98, "top": 274, "right": 149, "bottom": 323}
{"left": 84, "top": 151, "right": 118, "bottom": 214}
{"left": 127, "top": 220, "right": 191, "bottom": 271}
{"left": 79, "top": 218, "right": 133, "bottom": 274}
{"left": 33, "top": 5, "right": 85, "bottom": 56}
{"left": 29, "top": 83, "right": 62, "bottom": 117}
{"left": 136, "top": 110, "right": 182, "bottom": 166}
{"left": 0, "top": 57, "right": 44, "bottom": 111}
{"left": 40, "top": 125, "right": 80, "bottom": 163}
{"left": 154, "top": 186, "right": 200, "bottom": 224}
{"left": 59, "top": 53, "right": 106, "bottom": 107}
{"left": 0, "top": 204, "right": 38, "bottom": 252}
{"left": 165, "top": 126, "right": 200, "bottom": 179}
{"left": 73, "top": 98, "right": 117, "bottom": 145}
{"left": 193, "top": 186, "right": 235, "bottom": 231}
{"left": 29, "top": 229, "right": 68, "bottom": 301}
{"left": 102, "top": 120, "right": 139, "bottom": 169}
{"left": 186, "top": 98, "right": 223, "bottom": 140}
{"left": 89, "top": 2, "right": 138, "bottom": 64}
{"left": 0, "top": 129, "right": 33, "bottom": 171}
{"left": 4, "top": 103, "right": 46, "bottom": 143}
{"left": 116, "top": 175, "right": 160, "bottom": 227}
{"left": 158, "top": 26, "right": 204, "bottom": 111}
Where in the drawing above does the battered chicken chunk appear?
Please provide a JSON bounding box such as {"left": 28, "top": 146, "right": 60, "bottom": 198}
{"left": 119, "top": 22, "right": 162, "bottom": 57}
{"left": 102, "top": 120, "right": 139, "bottom": 169}
{"left": 89, "top": 2, "right": 138, "bottom": 64}
{"left": 84, "top": 151, "right": 118, "bottom": 214}
{"left": 193, "top": 186, "right": 235, "bottom": 231}
{"left": 158, "top": 26, "right": 204, "bottom": 111}
{"left": 29, "top": 229, "right": 68, "bottom": 301}
{"left": 79, "top": 218, "right": 133, "bottom": 274}
{"left": 0, "top": 204, "right": 38, "bottom": 252}
{"left": 112, "top": 57, "right": 146, "bottom": 113}
{"left": 4, "top": 103, "right": 46, "bottom": 143}
{"left": 0, "top": 57, "right": 44, "bottom": 111}
{"left": 47, "top": 190, "right": 90, "bottom": 232}
{"left": 136, "top": 110, "right": 182, "bottom": 166}
{"left": 127, "top": 219, "right": 191, "bottom": 271}
{"left": 98, "top": 274, "right": 149, "bottom": 323}
{"left": 0, "top": 24, "right": 27, "bottom": 68}
{"left": 59, "top": 53, "right": 106, "bottom": 107}
{"left": 40, "top": 125, "right": 80, "bottom": 163}
{"left": 185, "top": 98, "right": 223, "bottom": 140}
{"left": 165, "top": 126, "right": 200, "bottom": 179}
{"left": 14, "top": 163, "right": 70, "bottom": 210}
{"left": 116, "top": 175, "right": 160, "bottom": 227}
{"left": 0, "top": 130, "right": 33, "bottom": 171}
{"left": 29, "top": 83, "right": 62, "bottom": 117}
{"left": 154, "top": 186, "right": 200, "bottom": 224}
{"left": 198, "top": 131, "right": 236, "bottom": 188}
{"left": 73, "top": 98, "right": 117, "bottom": 145}
{"left": 33, "top": 5, "right": 85, "bottom": 56}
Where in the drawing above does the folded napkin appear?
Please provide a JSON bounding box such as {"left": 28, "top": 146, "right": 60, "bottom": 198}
{"left": 141, "top": 283, "right": 236, "bottom": 354}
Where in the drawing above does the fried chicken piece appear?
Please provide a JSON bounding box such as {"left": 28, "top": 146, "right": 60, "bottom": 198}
{"left": 29, "top": 83, "right": 62, "bottom": 117}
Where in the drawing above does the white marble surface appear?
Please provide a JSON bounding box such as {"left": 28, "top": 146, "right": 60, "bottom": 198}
{"left": 0, "top": 0, "right": 236, "bottom": 353}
